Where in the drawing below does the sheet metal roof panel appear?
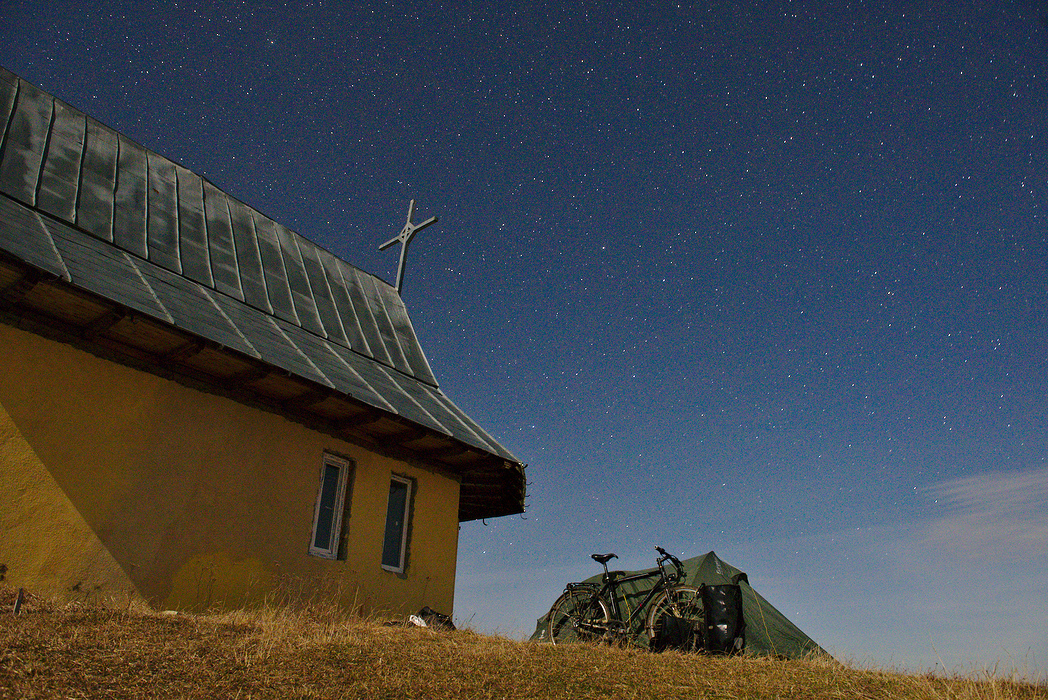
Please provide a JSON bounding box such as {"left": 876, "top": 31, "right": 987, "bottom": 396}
{"left": 391, "top": 372, "right": 521, "bottom": 460}
{"left": 36, "top": 100, "right": 84, "bottom": 224}
{"left": 299, "top": 242, "right": 349, "bottom": 347}
{"left": 145, "top": 152, "right": 180, "bottom": 274}
{"left": 227, "top": 197, "right": 270, "bottom": 313}
{"left": 112, "top": 136, "right": 148, "bottom": 258}
{"left": 0, "top": 68, "right": 16, "bottom": 136}
{"left": 315, "top": 340, "right": 397, "bottom": 413}
{"left": 131, "top": 261, "right": 258, "bottom": 357}
{"left": 360, "top": 273, "right": 411, "bottom": 374}
{"left": 369, "top": 365, "right": 451, "bottom": 435}
{"left": 274, "top": 222, "right": 325, "bottom": 337}
{"left": 0, "top": 194, "right": 71, "bottom": 280}
{"left": 386, "top": 373, "right": 508, "bottom": 453}
{"left": 320, "top": 250, "right": 371, "bottom": 355}
{"left": 337, "top": 352, "right": 423, "bottom": 420}
{"left": 342, "top": 265, "right": 390, "bottom": 366}
{"left": 202, "top": 182, "right": 243, "bottom": 301}
{"left": 425, "top": 387, "right": 520, "bottom": 461}
{"left": 380, "top": 370, "right": 469, "bottom": 439}
{"left": 77, "top": 119, "right": 118, "bottom": 242}
{"left": 42, "top": 212, "right": 171, "bottom": 322}
{"left": 210, "top": 292, "right": 331, "bottom": 386}
{"left": 273, "top": 319, "right": 397, "bottom": 413}
{"left": 175, "top": 166, "right": 213, "bottom": 288}
{"left": 345, "top": 265, "right": 391, "bottom": 366}
{"left": 0, "top": 78, "right": 52, "bottom": 206}
{"left": 335, "top": 354, "right": 452, "bottom": 434}
{"left": 382, "top": 286, "right": 437, "bottom": 386}
{"left": 251, "top": 213, "right": 298, "bottom": 325}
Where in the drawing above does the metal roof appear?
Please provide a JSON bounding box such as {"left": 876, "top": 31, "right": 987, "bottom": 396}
{"left": 0, "top": 66, "right": 525, "bottom": 521}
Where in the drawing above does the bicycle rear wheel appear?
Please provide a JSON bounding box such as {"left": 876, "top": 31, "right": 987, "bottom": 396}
{"left": 547, "top": 587, "right": 612, "bottom": 645}
{"left": 645, "top": 585, "right": 703, "bottom": 650}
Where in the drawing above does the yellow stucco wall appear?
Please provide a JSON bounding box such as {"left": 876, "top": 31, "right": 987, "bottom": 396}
{"left": 0, "top": 321, "right": 460, "bottom": 615}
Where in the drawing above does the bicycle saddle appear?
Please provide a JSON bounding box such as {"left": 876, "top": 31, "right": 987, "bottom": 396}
{"left": 591, "top": 553, "right": 618, "bottom": 564}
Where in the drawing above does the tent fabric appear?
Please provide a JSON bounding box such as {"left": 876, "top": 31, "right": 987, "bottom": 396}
{"left": 530, "top": 551, "right": 825, "bottom": 659}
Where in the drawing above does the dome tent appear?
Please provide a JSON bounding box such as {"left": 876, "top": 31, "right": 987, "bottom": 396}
{"left": 531, "top": 551, "right": 825, "bottom": 659}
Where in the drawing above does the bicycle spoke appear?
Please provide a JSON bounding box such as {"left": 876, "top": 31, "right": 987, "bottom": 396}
{"left": 646, "top": 585, "right": 703, "bottom": 651}
{"left": 547, "top": 588, "right": 611, "bottom": 645}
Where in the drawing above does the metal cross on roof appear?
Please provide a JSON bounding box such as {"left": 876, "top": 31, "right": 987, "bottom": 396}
{"left": 379, "top": 199, "right": 439, "bottom": 295}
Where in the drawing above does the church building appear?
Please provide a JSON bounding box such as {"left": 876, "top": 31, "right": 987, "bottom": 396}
{"left": 0, "top": 67, "right": 525, "bottom": 615}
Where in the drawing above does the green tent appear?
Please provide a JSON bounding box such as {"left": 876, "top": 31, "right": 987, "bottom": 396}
{"left": 530, "top": 551, "right": 825, "bottom": 659}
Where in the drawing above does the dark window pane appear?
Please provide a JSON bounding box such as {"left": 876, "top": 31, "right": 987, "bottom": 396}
{"left": 382, "top": 480, "right": 409, "bottom": 568}
{"left": 313, "top": 462, "right": 341, "bottom": 550}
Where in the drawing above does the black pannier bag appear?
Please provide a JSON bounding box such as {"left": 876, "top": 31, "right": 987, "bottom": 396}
{"left": 650, "top": 613, "right": 695, "bottom": 652}
{"left": 699, "top": 583, "right": 746, "bottom": 654}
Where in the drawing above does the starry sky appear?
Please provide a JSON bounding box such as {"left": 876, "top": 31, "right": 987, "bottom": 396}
{"left": 2, "top": 0, "right": 1046, "bottom": 678}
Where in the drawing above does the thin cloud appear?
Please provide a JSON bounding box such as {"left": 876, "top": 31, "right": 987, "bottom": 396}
{"left": 919, "top": 467, "right": 1048, "bottom": 566}
{"left": 736, "top": 469, "right": 1048, "bottom": 677}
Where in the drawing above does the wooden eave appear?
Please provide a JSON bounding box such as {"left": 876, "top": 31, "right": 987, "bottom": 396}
{"left": 0, "top": 248, "right": 525, "bottom": 522}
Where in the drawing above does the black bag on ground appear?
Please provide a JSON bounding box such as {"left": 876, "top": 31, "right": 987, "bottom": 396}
{"left": 650, "top": 613, "right": 695, "bottom": 652}
{"left": 417, "top": 606, "right": 456, "bottom": 630}
{"left": 699, "top": 583, "right": 745, "bottom": 654}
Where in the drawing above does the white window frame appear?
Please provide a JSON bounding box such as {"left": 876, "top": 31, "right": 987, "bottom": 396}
{"left": 381, "top": 474, "right": 413, "bottom": 573}
{"left": 309, "top": 454, "right": 352, "bottom": 559}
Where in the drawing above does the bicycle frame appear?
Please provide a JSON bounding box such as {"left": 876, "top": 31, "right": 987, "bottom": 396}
{"left": 602, "top": 569, "right": 664, "bottom": 634}
{"left": 564, "top": 549, "right": 684, "bottom": 639}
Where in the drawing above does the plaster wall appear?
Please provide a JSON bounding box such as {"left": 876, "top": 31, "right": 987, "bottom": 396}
{"left": 0, "top": 322, "right": 460, "bottom": 615}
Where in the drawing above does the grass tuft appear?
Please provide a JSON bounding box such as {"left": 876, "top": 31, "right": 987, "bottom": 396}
{"left": 1, "top": 587, "right": 1044, "bottom": 699}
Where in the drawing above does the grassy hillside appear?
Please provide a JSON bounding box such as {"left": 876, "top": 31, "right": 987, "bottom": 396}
{"left": 1, "top": 589, "right": 1044, "bottom": 699}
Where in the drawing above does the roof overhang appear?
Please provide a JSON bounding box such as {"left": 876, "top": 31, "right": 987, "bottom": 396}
{"left": 0, "top": 220, "right": 525, "bottom": 522}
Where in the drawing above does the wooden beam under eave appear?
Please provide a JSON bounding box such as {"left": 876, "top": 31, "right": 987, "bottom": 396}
{"left": 391, "top": 426, "right": 430, "bottom": 444}
{"left": 81, "top": 307, "right": 127, "bottom": 340}
{"left": 163, "top": 339, "right": 207, "bottom": 363}
{"left": 226, "top": 364, "right": 271, "bottom": 387}
{"left": 457, "top": 496, "right": 520, "bottom": 518}
{"left": 282, "top": 387, "right": 330, "bottom": 411}
{"left": 0, "top": 268, "right": 41, "bottom": 307}
{"left": 458, "top": 495, "right": 513, "bottom": 509}
{"left": 421, "top": 443, "right": 470, "bottom": 459}
{"left": 461, "top": 481, "right": 521, "bottom": 496}
{"left": 333, "top": 410, "right": 384, "bottom": 431}
{"left": 461, "top": 472, "right": 520, "bottom": 487}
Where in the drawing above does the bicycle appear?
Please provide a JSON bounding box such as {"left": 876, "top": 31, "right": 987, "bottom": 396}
{"left": 545, "top": 546, "right": 703, "bottom": 649}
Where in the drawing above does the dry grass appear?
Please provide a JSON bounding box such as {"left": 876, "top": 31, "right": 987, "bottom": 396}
{"left": 1, "top": 588, "right": 1045, "bottom": 700}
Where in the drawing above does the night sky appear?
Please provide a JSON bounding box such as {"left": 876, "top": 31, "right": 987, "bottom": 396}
{"left": 3, "top": 0, "right": 1046, "bottom": 677}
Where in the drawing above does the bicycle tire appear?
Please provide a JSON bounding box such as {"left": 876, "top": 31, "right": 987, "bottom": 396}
{"left": 645, "top": 585, "right": 703, "bottom": 648}
{"left": 546, "top": 588, "right": 612, "bottom": 645}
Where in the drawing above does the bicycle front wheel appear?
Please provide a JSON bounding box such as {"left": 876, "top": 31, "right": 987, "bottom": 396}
{"left": 547, "top": 588, "right": 612, "bottom": 645}
{"left": 645, "top": 585, "right": 703, "bottom": 648}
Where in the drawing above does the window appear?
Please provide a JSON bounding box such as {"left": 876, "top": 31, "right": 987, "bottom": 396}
{"left": 381, "top": 475, "right": 413, "bottom": 573}
{"left": 309, "top": 454, "right": 352, "bottom": 559}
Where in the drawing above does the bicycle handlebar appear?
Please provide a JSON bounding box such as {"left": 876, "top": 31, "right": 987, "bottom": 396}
{"left": 654, "top": 545, "right": 685, "bottom": 581}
